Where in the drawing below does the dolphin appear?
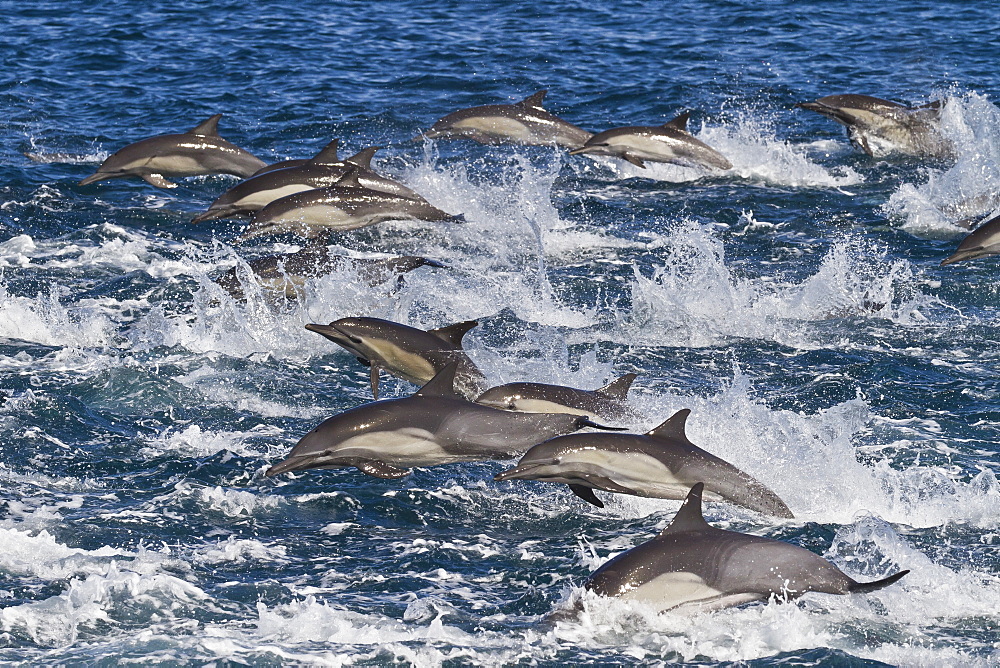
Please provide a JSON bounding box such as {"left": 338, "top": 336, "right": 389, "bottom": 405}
{"left": 583, "top": 483, "right": 908, "bottom": 613}
{"left": 941, "top": 213, "right": 1000, "bottom": 265}
{"left": 420, "top": 90, "right": 593, "bottom": 149}
{"left": 567, "top": 112, "right": 732, "bottom": 170}
{"left": 79, "top": 114, "right": 266, "bottom": 188}
{"left": 236, "top": 168, "right": 462, "bottom": 242}
{"left": 305, "top": 316, "right": 487, "bottom": 400}
{"left": 265, "top": 364, "right": 619, "bottom": 479}
{"left": 214, "top": 243, "right": 446, "bottom": 300}
{"left": 495, "top": 408, "right": 793, "bottom": 517}
{"left": 475, "top": 373, "right": 637, "bottom": 422}
{"left": 192, "top": 141, "right": 424, "bottom": 223}
{"left": 796, "top": 94, "right": 951, "bottom": 159}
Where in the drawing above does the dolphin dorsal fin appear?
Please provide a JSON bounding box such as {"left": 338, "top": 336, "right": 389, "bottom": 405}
{"left": 335, "top": 166, "right": 363, "bottom": 188}
{"left": 428, "top": 320, "right": 478, "bottom": 348}
{"left": 660, "top": 483, "right": 710, "bottom": 535}
{"left": 189, "top": 114, "right": 223, "bottom": 136}
{"left": 345, "top": 146, "right": 380, "bottom": 170}
{"left": 662, "top": 112, "right": 691, "bottom": 132}
{"left": 308, "top": 138, "right": 340, "bottom": 165}
{"left": 597, "top": 372, "right": 637, "bottom": 401}
{"left": 646, "top": 409, "right": 693, "bottom": 444}
{"left": 519, "top": 90, "right": 548, "bottom": 109}
{"left": 415, "top": 363, "right": 460, "bottom": 397}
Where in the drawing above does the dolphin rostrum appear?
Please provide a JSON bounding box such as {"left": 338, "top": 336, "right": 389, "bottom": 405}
{"left": 583, "top": 483, "right": 908, "bottom": 613}
{"left": 265, "top": 364, "right": 619, "bottom": 479}
{"left": 305, "top": 316, "right": 487, "bottom": 400}
{"left": 79, "top": 114, "right": 266, "bottom": 188}
{"left": 796, "top": 94, "right": 951, "bottom": 159}
{"left": 214, "top": 243, "right": 446, "bottom": 300}
{"left": 567, "top": 112, "right": 732, "bottom": 170}
{"left": 475, "top": 373, "right": 637, "bottom": 422}
{"left": 495, "top": 408, "right": 793, "bottom": 517}
{"left": 941, "top": 213, "right": 1000, "bottom": 265}
{"left": 192, "top": 141, "right": 424, "bottom": 223}
{"left": 421, "top": 90, "right": 593, "bottom": 149}
{"left": 236, "top": 168, "right": 462, "bottom": 242}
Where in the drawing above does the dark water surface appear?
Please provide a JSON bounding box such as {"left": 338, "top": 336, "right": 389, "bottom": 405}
{"left": 1, "top": 0, "right": 999, "bottom": 665}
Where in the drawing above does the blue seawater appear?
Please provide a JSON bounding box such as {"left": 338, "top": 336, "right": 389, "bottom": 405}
{"left": 1, "top": 0, "right": 999, "bottom": 665}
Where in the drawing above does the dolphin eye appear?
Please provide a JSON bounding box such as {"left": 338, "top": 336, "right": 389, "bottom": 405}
{"left": 507, "top": 401, "right": 517, "bottom": 409}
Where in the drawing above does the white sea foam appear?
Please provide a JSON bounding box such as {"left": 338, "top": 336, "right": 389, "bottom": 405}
{"left": 0, "top": 281, "right": 118, "bottom": 348}
{"left": 141, "top": 423, "right": 287, "bottom": 458}
{"left": 885, "top": 91, "right": 1000, "bottom": 234}
{"left": 623, "top": 220, "right": 937, "bottom": 348}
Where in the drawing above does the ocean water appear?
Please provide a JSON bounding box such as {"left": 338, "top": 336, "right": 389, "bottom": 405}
{"left": 2, "top": 0, "right": 999, "bottom": 665}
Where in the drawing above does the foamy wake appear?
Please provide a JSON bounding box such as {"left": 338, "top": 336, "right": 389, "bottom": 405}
{"left": 885, "top": 91, "right": 1000, "bottom": 235}
{"left": 622, "top": 219, "right": 939, "bottom": 348}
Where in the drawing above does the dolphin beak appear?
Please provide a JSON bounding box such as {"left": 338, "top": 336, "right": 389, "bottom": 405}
{"left": 78, "top": 172, "right": 106, "bottom": 186}
{"left": 493, "top": 460, "right": 553, "bottom": 482}
{"left": 566, "top": 147, "right": 588, "bottom": 156}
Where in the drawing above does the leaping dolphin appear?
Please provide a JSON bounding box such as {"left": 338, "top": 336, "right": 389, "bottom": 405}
{"left": 475, "top": 373, "right": 637, "bottom": 422}
{"left": 192, "top": 141, "right": 424, "bottom": 223}
{"left": 420, "top": 90, "right": 593, "bottom": 149}
{"left": 495, "top": 408, "right": 793, "bottom": 517}
{"left": 237, "top": 168, "right": 462, "bottom": 242}
{"left": 305, "top": 316, "right": 487, "bottom": 400}
{"left": 796, "top": 94, "right": 951, "bottom": 159}
{"left": 567, "top": 112, "right": 732, "bottom": 170}
{"left": 79, "top": 114, "right": 266, "bottom": 188}
{"left": 583, "top": 483, "right": 908, "bottom": 613}
{"left": 214, "top": 243, "right": 446, "bottom": 300}
{"left": 265, "top": 364, "right": 619, "bottom": 479}
{"left": 941, "top": 213, "right": 1000, "bottom": 265}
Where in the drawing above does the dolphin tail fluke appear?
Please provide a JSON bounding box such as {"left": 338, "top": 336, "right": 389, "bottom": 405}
{"left": 447, "top": 213, "right": 467, "bottom": 224}
{"left": 848, "top": 570, "right": 909, "bottom": 594}
{"left": 417, "top": 258, "right": 448, "bottom": 269}
{"left": 569, "top": 484, "right": 604, "bottom": 508}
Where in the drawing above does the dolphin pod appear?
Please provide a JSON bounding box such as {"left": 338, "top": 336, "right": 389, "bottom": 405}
{"left": 66, "top": 89, "right": 942, "bottom": 620}
{"left": 495, "top": 408, "right": 793, "bottom": 517}
{"left": 192, "top": 141, "right": 424, "bottom": 223}
{"left": 79, "top": 114, "right": 266, "bottom": 188}
{"left": 583, "top": 483, "right": 908, "bottom": 613}
{"left": 265, "top": 364, "right": 621, "bottom": 479}
{"left": 236, "top": 168, "right": 463, "bottom": 242}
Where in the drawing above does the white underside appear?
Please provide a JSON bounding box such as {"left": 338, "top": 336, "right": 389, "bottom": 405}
{"left": 511, "top": 398, "right": 593, "bottom": 417}
{"left": 237, "top": 184, "right": 313, "bottom": 209}
{"left": 322, "top": 428, "right": 459, "bottom": 466}
{"left": 363, "top": 340, "right": 436, "bottom": 384}
{"left": 532, "top": 449, "right": 699, "bottom": 499}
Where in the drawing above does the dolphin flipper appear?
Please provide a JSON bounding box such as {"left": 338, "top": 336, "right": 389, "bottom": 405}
{"left": 141, "top": 173, "right": 177, "bottom": 188}
{"left": 352, "top": 459, "right": 411, "bottom": 479}
{"left": 621, "top": 153, "right": 646, "bottom": 169}
{"left": 569, "top": 484, "right": 604, "bottom": 508}
{"left": 577, "top": 474, "right": 638, "bottom": 496}
{"left": 370, "top": 364, "right": 381, "bottom": 399}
